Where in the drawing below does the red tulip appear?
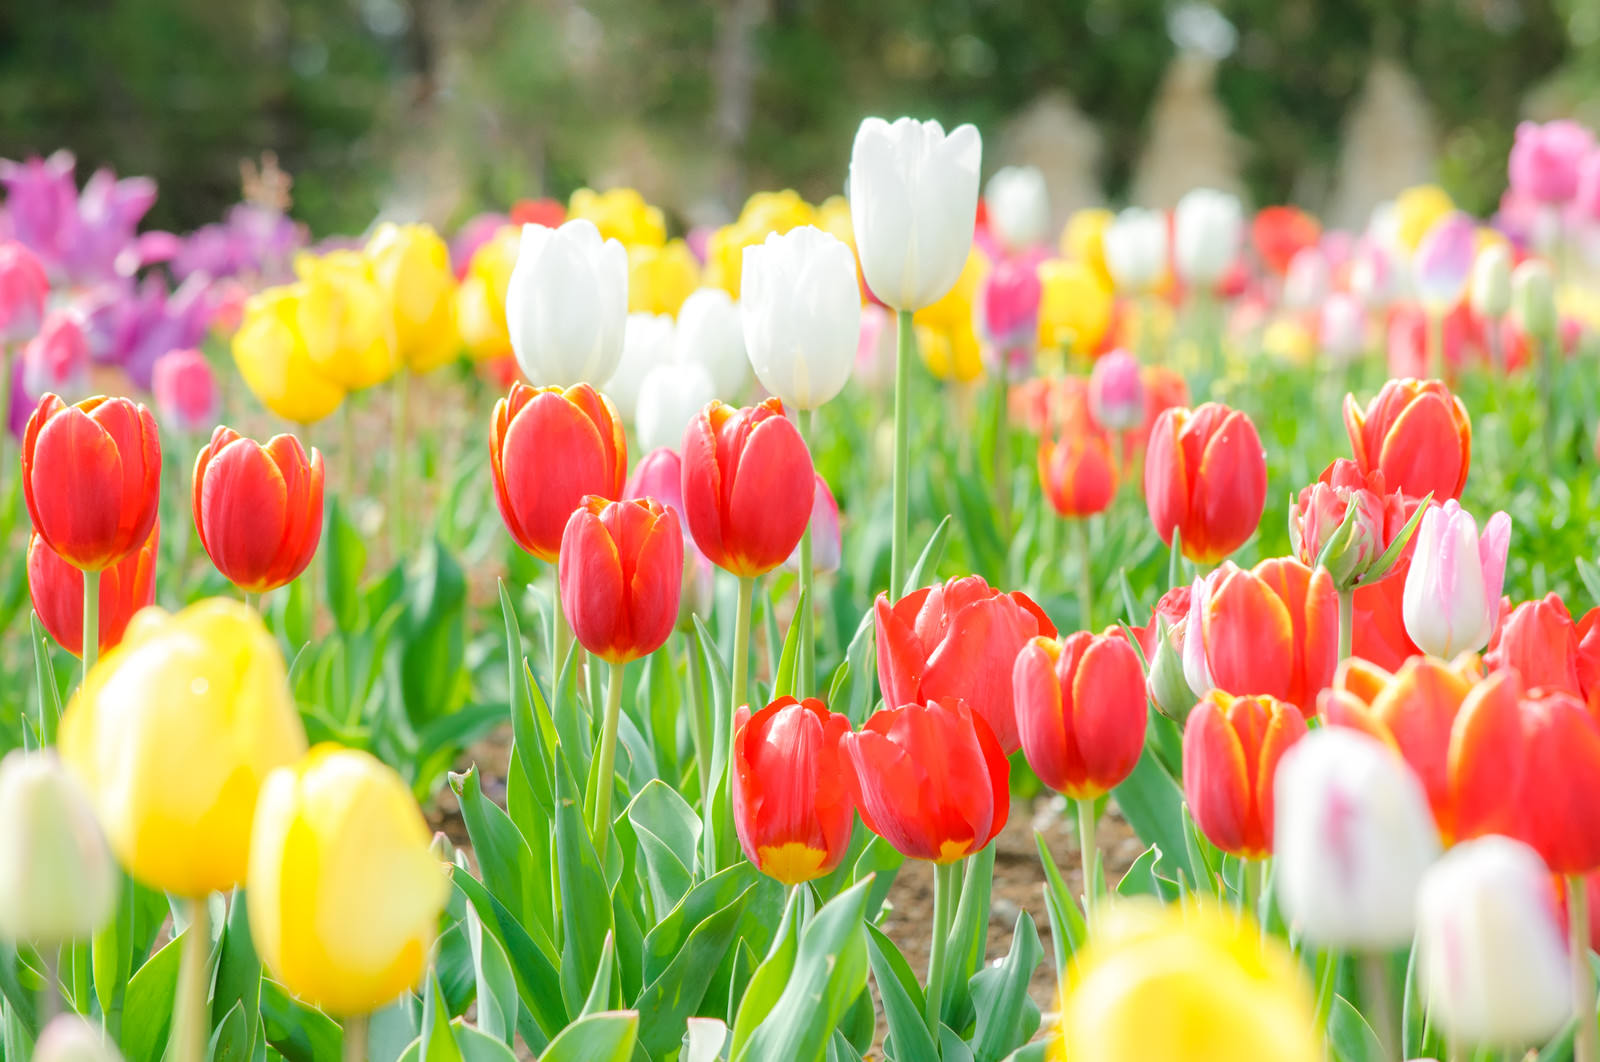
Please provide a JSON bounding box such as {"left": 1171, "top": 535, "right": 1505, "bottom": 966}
{"left": 490, "top": 382, "right": 627, "bottom": 562}
{"left": 1130, "top": 585, "right": 1191, "bottom": 659}
{"left": 1344, "top": 378, "right": 1472, "bottom": 502}
{"left": 193, "top": 427, "right": 324, "bottom": 594}
{"left": 1014, "top": 632, "right": 1147, "bottom": 799}
{"left": 22, "top": 394, "right": 162, "bottom": 572}
{"left": 844, "top": 699, "right": 1009, "bottom": 864}
{"left": 558, "top": 496, "right": 683, "bottom": 664}
{"left": 1251, "top": 206, "right": 1322, "bottom": 276}
{"left": 875, "top": 575, "right": 1057, "bottom": 754}
{"left": 1182, "top": 691, "right": 1307, "bottom": 858}
{"left": 1487, "top": 594, "right": 1600, "bottom": 712}
{"left": 1350, "top": 568, "right": 1423, "bottom": 671}
{"left": 1038, "top": 428, "right": 1116, "bottom": 518}
{"left": 1143, "top": 402, "right": 1266, "bottom": 564}
{"left": 732, "top": 697, "right": 854, "bottom": 884}
{"left": 1183, "top": 558, "right": 1339, "bottom": 719}
{"left": 27, "top": 523, "right": 158, "bottom": 658}
{"left": 679, "top": 398, "right": 814, "bottom": 577}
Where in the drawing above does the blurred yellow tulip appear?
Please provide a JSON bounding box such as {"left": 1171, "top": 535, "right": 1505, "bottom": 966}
{"left": 913, "top": 247, "right": 987, "bottom": 382}
{"left": 1262, "top": 316, "right": 1316, "bottom": 364}
{"left": 294, "top": 251, "right": 400, "bottom": 390}
{"left": 455, "top": 226, "right": 520, "bottom": 362}
{"left": 248, "top": 745, "right": 447, "bottom": 1017}
{"left": 1056, "top": 901, "right": 1320, "bottom": 1062}
{"left": 569, "top": 187, "right": 666, "bottom": 248}
{"left": 1394, "top": 185, "right": 1455, "bottom": 253}
{"left": 628, "top": 240, "right": 700, "bottom": 316}
{"left": 815, "top": 195, "right": 855, "bottom": 248}
{"left": 1037, "top": 259, "right": 1113, "bottom": 357}
{"left": 58, "top": 600, "right": 307, "bottom": 898}
{"left": 1061, "top": 208, "right": 1116, "bottom": 290}
{"left": 705, "top": 190, "right": 818, "bottom": 296}
{"left": 232, "top": 285, "right": 346, "bottom": 424}
{"left": 365, "top": 222, "right": 460, "bottom": 374}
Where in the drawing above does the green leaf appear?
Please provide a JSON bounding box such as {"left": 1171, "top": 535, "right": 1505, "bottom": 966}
{"left": 970, "top": 913, "right": 1043, "bottom": 1062}
{"left": 208, "top": 999, "right": 251, "bottom": 1062}
{"left": 30, "top": 612, "right": 62, "bottom": 746}
{"left": 450, "top": 870, "right": 565, "bottom": 1044}
{"left": 641, "top": 864, "right": 759, "bottom": 988}
{"left": 1035, "top": 831, "right": 1087, "bottom": 977}
{"left": 634, "top": 888, "right": 752, "bottom": 1059}
{"left": 447, "top": 1021, "right": 520, "bottom": 1062}
{"left": 1329, "top": 995, "right": 1382, "bottom": 1062}
{"left": 450, "top": 766, "right": 537, "bottom": 929}
{"left": 1111, "top": 745, "right": 1191, "bottom": 884}
{"left": 554, "top": 748, "right": 614, "bottom": 1018}
{"left": 941, "top": 844, "right": 996, "bottom": 1026}
{"left": 121, "top": 929, "right": 185, "bottom": 1062}
{"left": 851, "top": 835, "right": 905, "bottom": 924}
{"left": 864, "top": 926, "right": 936, "bottom": 1062}
{"left": 626, "top": 779, "right": 701, "bottom": 919}
{"left": 904, "top": 514, "right": 952, "bottom": 595}
{"left": 1113, "top": 845, "right": 1162, "bottom": 899}
{"left": 209, "top": 889, "right": 263, "bottom": 1061}
{"left": 325, "top": 497, "right": 368, "bottom": 632}
{"left": 728, "top": 887, "right": 803, "bottom": 1048}
{"left": 579, "top": 932, "right": 617, "bottom": 1017}
{"left": 394, "top": 540, "right": 468, "bottom": 728}
{"left": 464, "top": 888, "right": 519, "bottom": 1044}
{"left": 772, "top": 586, "right": 806, "bottom": 701}
{"left": 1001, "top": 1044, "right": 1051, "bottom": 1062}
{"left": 535, "top": 1011, "right": 639, "bottom": 1062}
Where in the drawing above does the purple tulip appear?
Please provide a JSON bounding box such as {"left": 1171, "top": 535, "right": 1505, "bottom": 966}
{"left": 0, "top": 152, "right": 78, "bottom": 269}
{"left": 1413, "top": 212, "right": 1478, "bottom": 312}
{"left": 79, "top": 274, "right": 216, "bottom": 388}
{"left": 1508, "top": 120, "right": 1595, "bottom": 205}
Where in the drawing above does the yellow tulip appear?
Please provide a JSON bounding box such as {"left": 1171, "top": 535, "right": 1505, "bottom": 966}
{"left": 913, "top": 247, "right": 988, "bottom": 382}
{"left": 294, "top": 251, "right": 400, "bottom": 390}
{"left": 248, "top": 745, "right": 447, "bottom": 1016}
{"left": 569, "top": 187, "right": 666, "bottom": 249}
{"left": 58, "top": 600, "right": 307, "bottom": 898}
{"left": 1262, "top": 316, "right": 1316, "bottom": 365}
{"left": 1036, "top": 258, "right": 1113, "bottom": 357}
{"left": 1061, "top": 208, "right": 1116, "bottom": 290}
{"left": 705, "top": 190, "right": 818, "bottom": 296}
{"left": 1394, "top": 185, "right": 1455, "bottom": 253}
{"left": 628, "top": 240, "right": 700, "bottom": 316}
{"left": 365, "top": 223, "right": 460, "bottom": 374}
{"left": 455, "top": 226, "right": 520, "bottom": 362}
{"left": 1057, "top": 901, "right": 1320, "bottom": 1062}
{"left": 815, "top": 195, "right": 855, "bottom": 248}
{"left": 232, "top": 285, "right": 346, "bottom": 424}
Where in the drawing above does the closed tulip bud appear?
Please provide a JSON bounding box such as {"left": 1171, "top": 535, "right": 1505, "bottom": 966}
{"left": 673, "top": 288, "right": 749, "bottom": 399}
{"left": 875, "top": 576, "right": 1057, "bottom": 754}
{"left": 984, "top": 165, "right": 1051, "bottom": 254}
{"left": 844, "top": 699, "right": 1009, "bottom": 863}
{"left": 1014, "top": 632, "right": 1147, "bottom": 799}
{"left": 1144, "top": 402, "right": 1267, "bottom": 565}
{"left": 248, "top": 745, "right": 447, "bottom": 1016}
{"left": 1509, "top": 120, "right": 1595, "bottom": 205}
{"left": 784, "top": 473, "right": 841, "bottom": 576}
{"left": 1470, "top": 243, "right": 1512, "bottom": 319}
{"left": 193, "top": 427, "right": 324, "bottom": 594}
{"left": 732, "top": 697, "right": 853, "bottom": 884}
{"left": 23, "top": 393, "right": 161, "bottom": 572}
{"left": 1173, "top": 188, "right": 1243, "bottom": 288}
{"left": 1416, "top": 836, "right": 1572, "bottom": 1048}
{"left": 680, "top": 398, "right": 814, "bottom": 577}
{"left": 1272, "top": 728, "right": 1439, "bottom": 949}
{"left": 636, "top": 361, "right": 715, "bottom": 453}
{"left": 1037, "top": 428, "right": 1117, "bottom": 518}
{"left": 1103, "top": 207, "right": 1168, "bottom": 295}
{"left": 294, "top": 251, "right": 399, "bottom": 390}
{"left": 849, "top": 117, "right": 982, "bottom": 311}
{"left": 29, "top": 523, "right": 157, "bottom": 658}
{"left": 740, "top": 226, "right": 859, "bottom": 410}
{"left": 559, "top": 497, "right": 683, "bottom": 664}
{"left": 1087, "top": 349, "right": 1145, "bottom": 431}
{"left": 490, "top": 382, "right": 627, "bottom": 562}
{"left": 1345, "top": 378, "right": 1472, "bottom": 502}
{"left": 1403, "top": 501, "right": 1510, "bottom": 659}
{"left": 1512, "top": 259, "right": 1557, "bottom": 339}
{"left": 603, "top": 312, "right": 674, "bottom": 423}
{"left": 627, "top": 240, "right": 699, "bottom": 317}
{"left": 365, "top": 222, "right": 460, "bottom": 374}
{"left": 1183, "top": 691, "right": 1308, "bottom": 858}
{"left": 506, "top": 219, "right": 628, "bottom": 386}
{"left": 232, "top": 286, "right": 346, "bottom": 425}
{"left": 150, "top": 349, "right": 219, "bottom": 436}
{"left": 59, "top": 599, "right": 308, "bottom": 896}
{"left": 0, "top": 751, "right": 117, "bottom": 943}
{"left": 1412, "top": 213, "right": 1476, "bottom": 313}
{"left": 20, "top": 310, "right": 89, "bottom": 405}
{"left": 1318, "top": 293, "right": 1367, "bottom": 364}
{"left": 1289, "top": 459, "right": 1416, "bottom": 592}
{"left": 33, "top": 1016, "right": 124, "bottom": 1062}
{"left": 976, "top": 257, "right": 1041, "bottom": 379}
{"left": 0, "top": 240, "right": 48, "bottom": 344}
{"left": 1147, "top": 617, "right": 1199, "bottom": 723}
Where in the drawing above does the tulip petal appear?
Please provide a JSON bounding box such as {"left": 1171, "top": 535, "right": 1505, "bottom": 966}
{"left": 723, "top": 414, "right": 814, "bottom": 575}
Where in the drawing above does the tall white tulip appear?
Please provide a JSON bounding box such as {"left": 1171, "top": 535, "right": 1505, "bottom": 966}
{"left": 1470, "top": 243, "right": 1513, "bottom": 320}
{"left": 0, "top": 750, "right": 117, "bottom": 944}
{"left": 1103, "top": 207, "right": 1168, "bottom": 294}
{"left": 603, "top": 313, "right": 674, "bottom": 423}
{"left": 1273, "top": 729, "right": 1439, "bottom": 949}
{"left": 984, "top": 166, "right": 1050, "bottom": 254}
{"left": 848, "top": 117, "right": 982, "bottom": 311}
{"left": 1173, "top": 188, "right": 1242, "bottom": 287}
{"left": 505, "top": 219, "right": 628, "bottom": 386}
{"left": 740, "top": 226, "right": 860, "bottom": 410}
{"left": 636, "top": 362, "right": 716, "bottom": 453}
{"left": 1416, "top": 836, "right": 1573, "bottom": 1048}
{"left": 674, "top": 288, "right": 748, "bottom": 398}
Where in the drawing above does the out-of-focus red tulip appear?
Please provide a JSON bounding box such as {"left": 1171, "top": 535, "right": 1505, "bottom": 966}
{"left": 680, "top": 398, "right": 814, "bottom": 577}
{"left": 558, "top": 496, "right": 683, "bottom": 664}
{"left": 1289, "top": 459, "right": 1418, "bottom": 591}
{"left": 1143, "top": 402, "right": 1266, "bottom": 564}
{"left": 509, "top": 198, "right": 567, "bottom": 229}
{"left": 1182, "top": 691, "right": 1307, "bottom": 858}
{"left": 193, "top": 427, "right": 324, "bottom": 594}
{"left": 731, "top": 697, "right": 854, "bottom": 884}
{"left": 1251, "top": 206, "right": 1322, "bottom": 276}
{"left": 1486, "top": 593, "right": 1600, "bottom": 710}
{"left": 22, "top": 394, "right": 161, "bottom": 572}
{"left": 1038, "top": 428, "right": 1117, "bottom": 518}
{"left": 1386, "top": 303, "right": 1482, "bottom": 379}
{"left": 1344, "top": 378, "right": 1471, "bottom": 502}
{"left": 1014, "top": 632, "right": 1147, "bottom": 799}
{"left": 844, "top": 699, "right": 1009, "bottom": 863}
{"left": 875, "top": 575, "right": 1056, "bottom": 754}
{"left": 1010, "top": 375, "right": 1092, "bottom": 437}
{"left": 27, "top": 523, "right": 157, "bottom": 658}
{"left": 490, "top": 382, "right": 627, "bottom": 563}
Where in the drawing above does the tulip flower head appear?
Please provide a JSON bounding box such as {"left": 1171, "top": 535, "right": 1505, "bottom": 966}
{"left": 1252, "top": 206, "right": 1322, "bottom": 276}
{"left": 1509, "top": 120, "right": 1596, "bottom": 205}
{"left": 293, "top": 250, "right": 400, "bottom": 390}
{"left": 1469, "top": 243, "right": 1513, "bottom": 320}
{"left": 1036, "top": 258, "right": 1114, "bottom": 358}
{"left": 984, "top": 165, "right": 1050, "bottom": 254}
{"left": 1143, "top": 402, "right": 1267, "bottom": 564}
{"left": 1013, "top": 632, "right": 1147, "bottom": 799}
{"left": 1487, "top": 593, "right": 1600, "bottom": 711}
{"left": 1087, "top": 349, "right": 1145, "bottom": 432}
{"left": 1344, "top": 378, "right": 1472, "bottom": 502}
{"left": 1289, "top": 459, "right": 1418, "bottom": 592}
{"left": 740, "top": 225, "right": 860, "bottom": 410}
{"left": 1411, "top": 212, "right": 1477, "bottom": 313}
{"left": 558, "top": 496, "right": 684, "bottom": 665}
{"left": 604, "top": 312, "right": 674, "bottom": 423}
{"left": 784, "top": 473, "right": 842, "bottom": 576}
{"left": 365, "top": 222, "right": 460, "bottom": 374}
{"left": 28, "top": 523, "right": 157, "bottom": 658}
{"left": 1402, "top": 500, "right": 1510, "bottom": 659}
{"left": 1512, "top": 259, "right": 1558, "bottom": 339}
{"left": 1102, "top": 207, "right": 1168, "bottom": 295}
{"left": 1173, "top": 188, "right": 1243, "bottom": 289}
{"left": 977, "top": 256, "right": 1042, "bottom": 381}
{"left": 673, "top": 287, "right": 749, "bottom": 398}
{"left": 636, "top": 361, "right": 715, "bottom": 453}
{"left": 844, "top": 699, "right": 1009, "bottom": 863}
{"left": 627, "top": 240, "right": 699, "bottom": 317}
{"left": 1037, "top": 427, "right": 1117, "bottom": 519}
{"left": 232, "top": 285, "right": 346, "bottom": 424}
{"left": 0, "top": 750, "right": 117, "bottom": 944}
{"left": 150, "top": 348, "right": 220, "bottom": 436}
{"left": 193, "top": 427, "right": 324, "bottom": 594}
{"left": 732, "top": 697, "right": 854, "bottom": 884}
{"left": 505, "top": 219, "right": 628, "bottom": 386}
{"left": 454, "top": 225, "right": 519, "bottom": 363}
{"left": 568, "top": 186, "right": 666, "bottom": 248}
{"left": 1183, "top": 691, "right": 1308, "bottom": 858}
{"left": 19, "top": 310, "right": 89, "bottom": 406}
{"left": 0, "top": 240, "right": 48, "bottom": 343}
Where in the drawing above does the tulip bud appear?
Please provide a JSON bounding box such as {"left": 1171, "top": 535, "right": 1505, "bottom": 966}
{"left": 1173, "top": 188, "right": 1243, "bottom": 289}
{"left": 1037, "top": 259, "right": 1114, "bottom": 358}
{"left": 984, "top": 166, "right": 1051, "bottom": 254}
{"left": 150, "top": 349, "right": 220, "bottom": 436}
{"left": 1087, "top": 349, "right": 1144, "bottom": 431}
{"left": 559, "top": 497, "right": 683, "bottom": 664}
{"left": 636, "top": 361, "right": 715, "bottom": 453}
{"left": 193, "top": 427, "right": 325, "bottom": 594}
{"left": 28, "top": 524, "right": 158, "bottom": 658}
{"left": 1344, "top": 378, "right": 1472, "bottom": 503}
{"left": 0, "top": 240, "right": 48, "bottom": 344}
{"left": 1469, "top": 244, "right": 1512, "bottom": 320}
{"left": 1146, "top": 617, "right": 1199, "bottom": 722}
{"left": 1183, "top": 691, "right": 1308, "bottom": 858}
{"left": 732, "top": 697, "right": 854, "bottom": 884}
{"left": 1103, "top": 207, "right": 1167, "bottom": 295}
{"left": 673, "top": 288, "right": 749, "bottom": 398}
{"left": 20, "top": 310, "right": 89, "bottom": 406}
{"left": 1037, "top": 428, "right": 1117, "bottom": 518}
{"left": 740, "top": 226, "right": 860, "bottom": 410}
{"left": 1512, "top": 259, "right": 1557, "bottom": 339}
{"left": 365, "top": 222, "right": 460, "bottom": 374}
{"left": 1143, "top": 402, "right": 1267, "bottom": 565}
{"left": 506, "top": 219, "right": 628, "bottom": 387}
{"left": 294, "top": 251, "right": 400, "bottom": 390}
{"left": 1509, "top": 119, "right": 1595, "bottom": 205}
{"left": 1416, "top": 836, "right": 1572, "bottom": 1048}
{"left": 1403, "top": 500, "right": 1510, "bottom": 659}
{"left": 1014, "top": 632, "right": 1147, "bottom": 799}
{"left": 33, "top": 1016, "right": 124, "bottom": 1062}
{"left": 568, "top": 186, "right": 666, "bottom": 248}
{"left": 604, "top": 313, "right": 674, "bottom": 423}
{"left": 0, "top": 751, "right": 117, "bottom": 944}
{"left": 1289, "top": 458, "right": 1418, "bottom": 593}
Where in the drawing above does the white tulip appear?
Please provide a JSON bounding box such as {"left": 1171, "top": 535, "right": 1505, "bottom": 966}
{"left": 1470, "top": 243, "right": 1512, "bottom": 319}
{"left": 1173, "top": 188, "right": 1242, "bottom": 287}
{"left": 1273, "top": 728, "right": 1439, "bottom": 949}
{"left": 1319, "top": 293, "right": 1367, "bottom": 364}
{"left": 505, "top": 219, "right": 628, "bottom": 386}
{"left": 34, "top": 1016, "right": 125, "bottom": 1062}
{"left": 603, "top": 313, "right": 674, "bottom": 423}
{"left": 636, "top": 361, "right": 715, "bottom": 453}
{"left": 673, "top": 288, "right": 748, "bottom": 399}
{"left": 1416, "top": 836, "right": 1572, "bottom": 1048}
{"left": 1282, "top": 247, "right": 1330, "bottom": 310}
{"left": 740, "top": 226, "right": 860, "bottom": 410}
{"left": 1102, "top": 207, "right": 1168, "bottom": 294}
{"left": 848, "top": 117, "right": 982, "bottom": 311}
{"left": 0, "top": 750, "right": 117, "bottom": 944}
{"left": 984, "top": 166, "right": 1051, "bottom": 254}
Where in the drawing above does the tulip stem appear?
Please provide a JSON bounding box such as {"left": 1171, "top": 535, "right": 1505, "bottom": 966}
{"left": 797, "top": 417, "right": 815, "bottom": 698}
{"left": 390, "top": 369, "right": 410, "bottom": 561}
{"left": 343, "top": 1014, "right": 368, "bottom": 1062}
{"left": 1535, "top": 331, "right": 1555, "bottom": 470}
{"left": 925, "top": 860, "right": 957, "bottom": 1037}
{"left": 989, "top": 375, "right": 1010, "bottom": 537}
{"left": 891, "top": 309, "right": 914, "bottom": 596}
{"left": 81, "top": 568, "right": 101, "bottom": 683}
{"left": 1076, "top": 798, "right": 1100, "bottom": 919}
{"left": 589, "top": 661, "right": 626, "bottom": 858}
{"left": 40, "top": 948, "right": 59, "bottom": 1022}
{"left": 732, "top": 576, "right": 756, "bottom": 717}
{"left": 1359, "top": 953, "right": 1399, "bottom": 1062}
{"left": 1427, "top": 309, "right": 1445, "bottom": 382}
{"left": 1570, "top": 874, "right": 1598, "bottom": 1062}
{"left": 341, "top": 398, "right": 357, "bottom": 504}
{"left": 1073, "top": 517, "right": 1094, "bottom": 632}
{"left": 173, "top": 897, "right": 212, "bottom": 1062}
{"left": 1337, "top": 588, "right": 1354, "bottom": 662}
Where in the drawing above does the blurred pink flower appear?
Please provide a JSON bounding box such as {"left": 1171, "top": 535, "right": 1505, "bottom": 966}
{"left": 9, "top": 309, "right": 88, "bottom": 435}
{"left": 1574, "top": 150, "right": 1600, "bottom": 224}
{"left": 1088, "top": 349, "right": 1145, "bottom": 431}
{"left": 151, "top": 348, "right": 220, "bottom": 436}
{"left": 786, "top": 473, "right": 841, "bottom": 576}
{"left": 0, "top": 241, "right": 49, "bottom": 344}
{"left": 978, "top": 255, "right": 1041, "bottom": 380}
{"left": 1413, "top": 212, "right": 1477, "bottom": 311}
{"left": 1509, "top": 120, "right": 1595, "bottom": 205}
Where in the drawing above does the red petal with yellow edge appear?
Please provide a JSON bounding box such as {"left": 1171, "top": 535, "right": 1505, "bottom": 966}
{"left": 1380, "top": 390, "right": 1467, "bottom": 502}
{"left": 1071, "top": 634, "right": 1147, "bottom": 797}
{"left": 1203, "top": 566, "right": 1295, "bottom": 705}
{"left": 1182, "top": 695, "right": 1254, "bottom": 856}
{"left": 1449, "top": 669, "right": 1526, "bottom": 843}
{"left": 723, "top": 413, "right": 814, "bottom": 576}
{"left": 501, "top": 390, "right": 612, "bottom": 562}
{"left": 558, "top": 506, "right": 626, "bottom": 662}
{"left": 1191, "top": 409, "right": 1266, "bottom": 564}
{"left": 1141, "top": 407, "right": 1188, "bottom": 549}
{"left": 200, "top": 437, "right": 290, "bottom": 590}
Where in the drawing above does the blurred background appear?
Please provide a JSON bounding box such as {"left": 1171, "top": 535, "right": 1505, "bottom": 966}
{"left": 3, "top": 0, "right": 1598, "bottom": 237}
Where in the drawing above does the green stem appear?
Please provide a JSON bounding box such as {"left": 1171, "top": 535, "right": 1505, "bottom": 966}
{"left": 0, "top": 343, "right": 13, "bottom": 473}
{"left": 1571, "top": 873, "right": 1597, "bottom": 1062}
{"left": 1073, "top": 517, "right": 1094, "bottom": 632}
{"left": 1536, "top": 332, "right": 1555, "bottom": 472}
{"left": 390, "top": 370, "right": 410, "bottom": 560}
{"left": 732, "top": 576, "right": 756, "bottom": 716}
{"left": 1338, "top": 588, "right": 1354, "bottom": 663}
{"left": 1238, "top": 856, "right": 1258, "bottom": 921}
{"left": 243, "top": 591, "right": 257, "bottom": 613}
{"left": 173, "top": 897, "right": 212, "bottom": 1062}
{"left": 683, "top": 634, "right": 713, "bottom": 812}
{"left": 1428, "top": 310, "right": 1445, "bottom": 382}
{"left": 891, "top": 309, "right": 914, "bottom": 596}
{"left": 1312, "top": 948, "right": 1339, "bottom": 1047}
{"left": 81, "top": 568, "right": 101, "bottom": 682}
{"left": 340, "top": 398, "right": 356, "bottom": 503}
{"left": 343, "top": 1013, "right": 368, "bottom": 1062}
{"left": 925, "top": 860, "right": 957, "bottom": 1036}
{"left": 589, "top": 661, "right": 626, "bottom": 857}
{"left": 40, "top": 948, "right": 59, "bottom": 1023}
{"left": 1360, "top": 953, "right": 1399, "bottom": 1062}
{"left": 989, "top": 375, "right": 1010, "bottom": 536}
{"left": 1076, "top": 798, "right": 1100, "bottom": 920}
{"left": 553, "top": 571, "right": 587, "bottom": 703}
{"left": 797, "top": 416, "right": 815, "bottom": 698}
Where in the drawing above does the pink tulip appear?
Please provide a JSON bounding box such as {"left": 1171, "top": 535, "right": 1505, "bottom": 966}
{"left": 1088, "top": 349, "right": 1145, "bottom": 431}
{"left": 978, "top": 256, "right": 1041, "bottom": 380}
{"left": 854, "top": 303, "right": 895, "bottom": 394}
{"left": 785, "top": 473, "right": 841, "bottom": 576}
{"left": 1282, "top": 247, "right": 1330, "bottom": 310}
{"left": 1509, "top": 120, "right": 1595, "bottom": 205}
{"left": 18, "top": 310, "right": 87, "bottom": 405}
{"left": 1413, "top": 213, "right": 1477, "bottom": 312}
{"left": 1319, "top": 293, "right": 1366, "bottom": 363}
{"left": 625, "top": 446, "right": 716, "bottom": 629}
{"left": 150, "top": 348, "right": 220, "bottom": 436}
{"left": 1402, "top": 500, "right": 1511, "bottom": 659}
{"left": 1575, "top": 150, "right": 1600, "bottom": 224}
{"left": 0, "top": 241, "right": 48, "bottom": 344}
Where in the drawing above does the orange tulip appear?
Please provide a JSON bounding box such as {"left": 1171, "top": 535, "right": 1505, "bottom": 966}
{"left": 1143, "top": 402, "right": 1266, "bottom": 564}
{"left": 1344, "top": 378, "right": 1472, "bottom": 502}
{"left": 1038, "top": 428, "right": 1117, "bottom": 518}
{"left": 731, "top": 697, "right": 854, "bottom": 884}
{"left": 1182, "top": 691, "right": 1307, "bottom": 859}
{"left": 557, "top": 497, "right": 682, "bottom": 665}
{"left": 193, "top": 427, "right": 324, "bottom": 594}
{"left": 1013, "top": 632, "right": 1147, "bottom": 799}
{"left": 27, "top": 523, "right": 158, "bottom": 658}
